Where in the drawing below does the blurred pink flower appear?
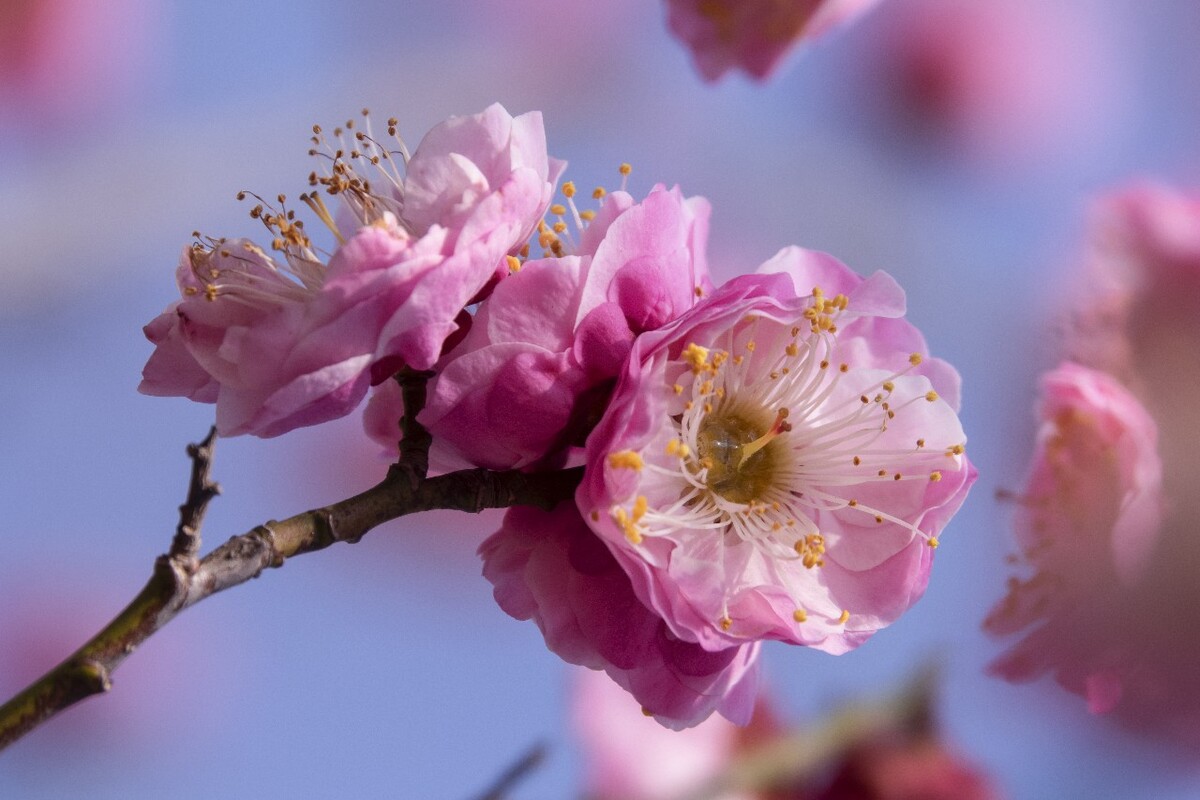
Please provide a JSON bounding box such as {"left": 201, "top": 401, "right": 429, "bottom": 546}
{"left": 0, "top": 0, "right": 158, "bottom": 121}
{"left": 572, "top": 667, "right": 749, "bottom": 800}
{"left": 844, "top": 0, "right": 1124, "bottom": 169}
{"left": 140, "top": 104, "right": 559, "bottom": 437}
{"left": 573, "top": 664, "right": 1000, "bottom": 800}
{"left": 997, "top": 182, "right": 1200, "bottom": 747}
{"left": 481, "top": 502, "right": 760, "bottom": 730}
{"left": 368, "top": 184, "right": 712, "bottom": 470}
{"left": 578, "top": 249, "right": 975, "bottom": 655}
{"left": 666, "top": 0, "right": 881, "bottom": 81}
{"left": 984, "top": 363, "right": 1163, "bottom": 714}
{"left": 814, "top": 734, "right": 1001, "bottom": 800}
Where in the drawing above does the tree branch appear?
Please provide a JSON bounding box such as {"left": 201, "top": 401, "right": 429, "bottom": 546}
{"left": 0, "top": 438, "right": 583, "bottom": 753}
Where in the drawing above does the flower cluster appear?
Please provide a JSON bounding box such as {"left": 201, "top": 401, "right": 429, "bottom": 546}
{"left": 988, "top": 181, "right": 1200, "bottom": 746}
{"left": 141, "top": 105, "right": 975, "bottom": 728}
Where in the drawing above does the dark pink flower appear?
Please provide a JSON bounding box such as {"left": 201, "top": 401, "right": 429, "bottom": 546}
{"left": 666, "top": 0, "right": 881, "bottom": 82}
{"left": 369, "top": 184, "right": 712, "bottom": 470}
{"left": 481, "top": 502, "right": 760, "bottom": 729}
{"left": 578, "top": 249, "right": 975, "bottom": 655}
{"left": 140, "top": 104, "right": 559, "bottom": 437}
{"left": 984, "top": 363, "right": 1162, "bottom": 716}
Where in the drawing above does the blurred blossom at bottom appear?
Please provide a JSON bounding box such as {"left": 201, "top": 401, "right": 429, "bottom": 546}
{"left": 571, "top": 667, "right": 1000, "bottom": 800}
{"left": 988, "top": 181, "right": 1200, "bottom": 752}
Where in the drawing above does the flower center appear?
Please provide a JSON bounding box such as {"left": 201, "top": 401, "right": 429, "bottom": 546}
{"left": 696, "top": 409, "right": 787, "bottom": 504}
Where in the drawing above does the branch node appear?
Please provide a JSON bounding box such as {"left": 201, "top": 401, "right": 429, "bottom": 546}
{"left": 169, "top": 426, "right": 221, "bottom": 559}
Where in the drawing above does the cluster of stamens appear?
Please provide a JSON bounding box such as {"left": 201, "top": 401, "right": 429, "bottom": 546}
{"left": 606, "top": 288, "right": 966, "bottom": 631}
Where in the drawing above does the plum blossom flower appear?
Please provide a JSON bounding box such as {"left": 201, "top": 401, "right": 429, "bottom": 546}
{"left": 578, "top": 249, "right": 975, "bottom": 654}
{"left": 666, "top": 0, "right": 881, "bottom": 82}
{"left": 367, "top": 181, "right": 712, "bottom": 470}
{"left": 140, "top": 104, "right": 559, "bottom": 437}
{"left": 481, "top": 502, "right": 760, "bottom": 729}
{"left": 984, "top": 363, "right": 1162, "bottom": 713}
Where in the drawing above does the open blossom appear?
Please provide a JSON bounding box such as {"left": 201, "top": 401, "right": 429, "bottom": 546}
{"left": 368, "top": 182, "right": 712, "bottom": 470}
{"left": 481, "top": 502, "right": 760, "bottom": 729}
{"left": 985, "top": 363, "right": 1162, "bottom": 714}
{"left": 140, "top": 104, "right": 559, "bottom": 437}
{"left": 579, "top": 249, "right": 974, "bottom": 654}
{"left": 666, "top": 0, "right": 881, "bottom": 82}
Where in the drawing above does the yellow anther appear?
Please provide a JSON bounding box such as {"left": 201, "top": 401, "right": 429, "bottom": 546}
{"left": 579, "top": 210, "right": 596, "bottom": 222}
{"left": 852, "top": 456, "right": 861, "bottom": 466}
{"left": 733, "top": 355, "right": 744, "bottom": 366}
{"left": 793, "top": 608, "right": 808, "bottom": 623}
{"left": 948, "top": 444, "right": 965, "bottom": 456}
{"left": 632, "top": 495, "right": 648, "bottom": 522}
{"left": 619, "top": 162, "right": 632, "bottom": 176}
{"left": 837, "top": 609, "right": 850, "bottom": 625}
{"left": 839, "top": 363, "right": 849, "bottom": 373}
{"left": 878, "top": 469, "right": 887, "bottom": 477}
{"left": 927, "top": 537, "right": 940, "bottom": 549}
{"left": 549, "top": 203, "right": 567, "bottom": 216}
{"left": 909, "top": 353, "right": 923, "bottom": 366}
{"left": 703, "top": 402, "right": 714, "bottom": 414}
{"left": 506, "top": 255, "right": 522, "bottom": 273}
{"left": 848, "top": 499, "right": 858, "bottom": 507}
{"left": 746, "top": 340, "right": 756, "bottom": 352}
{"left": 204, "top": 284, "right": 219, "bottom": 301}
{"left": 785, "top": 343, "right": 799, "bottom": 357}
{"left": 820, "top": 360, "right": 829, "bottom": 369}
{"left": 916, "top": 438, "right": 926, "bottom": 448}
{"left": 682, "top": 342, "right": 710, "bottom": 373}
{"left": 893, "top": 473, "right": 902, "bottom": 481}
{"left": 552, "top": 221, "right": 567, "bottom": 233}
{"left": 593, "top": 186, "right": 606, "bottom": 199}
{"left": 694, "top": 285, "right": 704, "bottom": 297}
{"left": 925, "top": 390, "right": 939, "bottom": 402}
{"left": 700, "top": 380, "right": 714, "bottom": 395}
{"left": 882, "top": 381, "right": 895, "bottom": 392}
{"left": 719, "top": 616, "right": 732, "bottom": 631}
{"left": 930, "top": 471, "right": 943, "bottom": 482}
{"left": 673, "top": 383, "right": 684, "bottom": 395}
{"left": 562, "top": 181, "right": 576, "bottom": 198}
{"left": 608, "top": 450, "right": 644, "bottom": 471}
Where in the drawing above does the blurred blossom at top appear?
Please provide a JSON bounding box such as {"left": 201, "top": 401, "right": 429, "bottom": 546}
{"left": 988, "top": 181, "right": 1200, "bottom": 753}
{"left": 836, "top": 0, "right": 1128, "bottom": 174}
{"left": 665, "top": 0, "right": 882, "bottom": 82}
{"left": 0, "top": 0, "right": 159, "bottom": 129}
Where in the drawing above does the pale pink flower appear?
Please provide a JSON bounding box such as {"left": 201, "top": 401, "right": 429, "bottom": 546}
{"left": 578, "top": 249, "right": 975, "bottom": 655}
{"left": 666, "top": 0, "right": 881, "bottom": 82}
{"left": 369, "top": 184, "right": 712, "bottom": 470}
{"left": 481, "top": 502, "right": 760, "bottom": 729}
{"left": 572, "top": 666, "right": 749, "bottom": 800}
{"left": 984, "top": 363, "right": 1163, "bottom": 714}
{"left": 140, "top": 104, "right": 559, "bottom": 437}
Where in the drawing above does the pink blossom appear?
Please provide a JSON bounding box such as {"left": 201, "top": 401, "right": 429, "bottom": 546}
{"left": 480, "top": 502, "right": 760, "bottom": 729}
{"left": 665, "top": 0, "right": 881, "bottom": 82}
{"left": 984, "top": 363, "right": 1163, "bottom": 714}
{"left": 140, "top": 104, "right": 559, "bottom": 437}
{"left": 369, "top": 184, "right": 712, "bottom": 470}
{"left": 578, "top": 249, "right": 975, "bottom": 655}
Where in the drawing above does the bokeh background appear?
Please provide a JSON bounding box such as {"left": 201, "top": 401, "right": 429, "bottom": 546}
{"left": 2, "top": 0, "right": 1199, "bottom": 796}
